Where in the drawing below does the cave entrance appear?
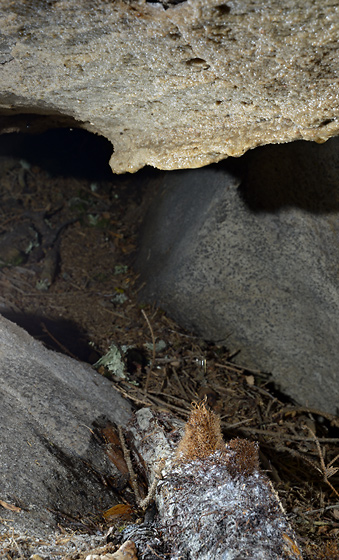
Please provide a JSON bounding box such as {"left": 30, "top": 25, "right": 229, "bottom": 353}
{"left": 0, "top": 126, "right": 160, "bottom": 362}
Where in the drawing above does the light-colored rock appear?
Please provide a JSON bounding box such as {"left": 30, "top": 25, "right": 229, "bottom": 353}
{"left": 135, "top": 137, "right": 339, "bottom": 414}
{"left": 0, "top": 314, "right": 132, "bottom": 535}
{"left": 1, "top": 0, "right": 339, "bottom": 173}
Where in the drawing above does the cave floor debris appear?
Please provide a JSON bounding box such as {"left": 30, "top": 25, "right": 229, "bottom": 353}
{"left": 0, "top": 147, "right": 338, "bottom": 559}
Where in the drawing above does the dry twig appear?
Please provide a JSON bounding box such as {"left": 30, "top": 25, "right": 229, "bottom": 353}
{"left": 304, "top": 425, "right": 339, "bottom": 498}
{"left": 118, "top": 426, "right": 163, "bottom": 511}
{"left": 141, "top": 309, "right": 156, "bottom": 392}
{"left": 118, "top": 425, "right": 141, "bottom": 505}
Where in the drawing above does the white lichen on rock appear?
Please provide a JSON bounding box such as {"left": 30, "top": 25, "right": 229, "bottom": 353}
{"left": 159, "top": 454, "right": 301, "bottom": 559}
{"left": 130, "top": 403, "right": 303, "bottom": 560}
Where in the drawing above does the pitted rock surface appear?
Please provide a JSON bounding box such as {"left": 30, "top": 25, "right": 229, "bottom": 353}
{"left": 0, "top": 0, "right": 339, "bottom": 173}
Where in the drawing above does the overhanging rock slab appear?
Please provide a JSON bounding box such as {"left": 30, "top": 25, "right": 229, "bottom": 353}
{"left": 1, "top": 0, "right": 339, "bottom": 173}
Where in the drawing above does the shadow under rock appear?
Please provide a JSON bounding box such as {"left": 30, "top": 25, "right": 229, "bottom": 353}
{"left": 0, "top": 311, "right": 100, "bottom": 363}
{"left": 0, "top": 126, "right": 114, "bottom": 180}
{"left": 238, "top": 137, "right": 339, "bottom": 213}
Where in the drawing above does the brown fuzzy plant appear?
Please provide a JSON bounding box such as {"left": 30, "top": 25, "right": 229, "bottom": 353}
{"left": 175, "top": 400, "right": 225, "bottom": 463}
{"left": 226, "top": 437, "right": 260, "bottom": 477}
{"left": 175, "top": 401, "right": 259, "bottom": 478}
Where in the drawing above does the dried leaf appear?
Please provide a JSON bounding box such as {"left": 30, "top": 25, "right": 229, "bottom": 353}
{"left": 86, "top": 540, "right": 137, "bottom": 560}
{"left": 102, "top": 503, "right": 133, "bottom": 520}
{"left": 0, "top": 499, "right": 21, "bottom": 512}
{"left": 101, "top": 424, "right": 129, "bottom": 475}
{"left": 282, "top": 533, "right": 303, "bottom": 558}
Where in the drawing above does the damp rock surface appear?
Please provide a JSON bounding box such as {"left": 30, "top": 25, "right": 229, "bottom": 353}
{"left": 0, "top": 314, "right": 132, "bottom": 535}
{"left": 0, "top": 0, "right": 339, "bottom": 173}
{"left": 135, "top": 138, "right": 339, "bottom": 414}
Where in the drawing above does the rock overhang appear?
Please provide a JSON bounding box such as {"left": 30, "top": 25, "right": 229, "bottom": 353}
{"left": 0, "top": 0, "right": 339, "bottom": 173}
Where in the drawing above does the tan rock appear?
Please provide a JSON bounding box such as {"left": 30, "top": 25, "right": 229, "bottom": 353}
{"left": 1, "top": 0, "right": 339, "bottom": 173}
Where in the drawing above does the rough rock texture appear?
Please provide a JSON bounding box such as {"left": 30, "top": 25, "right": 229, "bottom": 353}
{"left": 1, "top": 0, "right": 339, "bottom": 173}
{"left": 0, "top": 314, "right": 132, "bottom": 535}
{"left": 135, "top": 137, "right": 339, "bottom": 414}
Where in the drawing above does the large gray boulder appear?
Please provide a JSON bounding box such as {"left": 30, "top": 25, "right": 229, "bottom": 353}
{"left": 1, "top": 0, "right": 339, "bottom": 173}
{"left": 0, "top": 314, "right": 132, "bottom": 535}
{"left": 135, "top": 137, "right": 339, "bottom": 414}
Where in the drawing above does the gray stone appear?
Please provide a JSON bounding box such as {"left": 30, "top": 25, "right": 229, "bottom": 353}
{"left": 0, "top": 314, "right": 132, "bottom": 535}
{"left": 135, "top": 138, "right": 339, "bottom": 414}
{"left": 1, "top": 0, "right": 339, "bottom": 173}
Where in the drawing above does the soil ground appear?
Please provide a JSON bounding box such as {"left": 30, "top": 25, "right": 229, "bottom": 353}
{"left": 0, "top": 129, "right": 338, "bottom": 559}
